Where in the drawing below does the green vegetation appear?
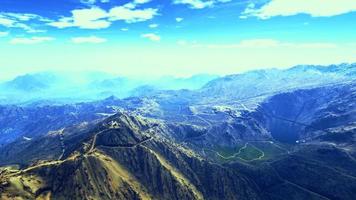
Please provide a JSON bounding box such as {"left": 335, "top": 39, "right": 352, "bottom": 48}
{"left": 237, "top": 144, "right": 264, "bottom": 161}
{"left": 213, "top": 143, "right": 245, "bottom": 157}
{"left": 209, "top": 141, "right": 294, "bottom": 163}
{"left": 249, "top": 141, "right": 289, "bottom": 160}
{"left": 211, "top": 143, "right": 264, "bottom": 162}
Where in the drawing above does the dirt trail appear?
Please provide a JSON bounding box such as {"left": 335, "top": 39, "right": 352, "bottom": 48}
{"left": 58, "top": 129, "right": 65, "bottom": 160}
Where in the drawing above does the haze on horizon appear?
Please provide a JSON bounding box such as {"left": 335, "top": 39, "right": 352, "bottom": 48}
{"left": 1, "top": 0, "right": 356, "bottom": 80}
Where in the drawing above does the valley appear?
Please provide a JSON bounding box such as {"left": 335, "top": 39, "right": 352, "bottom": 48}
{"left": 0, "top": 64, "right": 355, "bottom": 199}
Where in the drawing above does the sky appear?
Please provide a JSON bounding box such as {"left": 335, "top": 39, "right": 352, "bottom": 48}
{"left": 0, "top": 0, "right": 356, "bottom": 80}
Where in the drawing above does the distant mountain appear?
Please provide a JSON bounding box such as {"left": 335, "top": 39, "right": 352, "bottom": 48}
{"left": 198, "top": 63, "right": 355, "bottom": 104}
{"left": 1, "top": 63, "right": 356, "bottom": 199}
{"left": 129, "top": 85, "right": 158, "bottom": 97}
{"left": 0, "top": 73, "right": 218, "bottom": 104}
{"left": 1, "top": 85, "right": 356, "bottom": 199}
{"left": 1, "top": 64, "right": 354, "bottom": 105}
{"left": 1, "top": 72, "right": 59, "bottom": 92}
{"left": 125, "top": 74, "right": 218, "bottom": 97}
{"left": 153, "top": 74, "right": 220, "bottom": 90}
{"left": 0, "top": 71, "right": 116, "bottom": 104}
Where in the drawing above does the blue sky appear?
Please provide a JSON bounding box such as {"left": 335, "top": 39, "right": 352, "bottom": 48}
{"left": 1, "top": 0, "right": 356, "bottom": 80}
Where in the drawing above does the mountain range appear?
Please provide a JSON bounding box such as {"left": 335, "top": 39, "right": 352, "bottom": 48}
{"left": 0, "top": 63, "right": 355, "bottom": 200}
{"left": 0, "top": 73, "right": 219, "bottom": 105}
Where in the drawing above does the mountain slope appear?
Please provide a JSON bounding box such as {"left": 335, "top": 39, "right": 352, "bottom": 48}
{"left": 198, "top": 63, "right": 355, "bottom": 105}
{"left": 0, "top": 112, "right": 261, "bottom": 200}
{"left": 1, "top": 64, "right": 355, "bottom": 200}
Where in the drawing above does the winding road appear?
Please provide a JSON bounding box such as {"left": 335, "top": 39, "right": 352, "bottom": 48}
{"left": 87, "top": 121, "right": 156, "bottom": 154}
{"left": 57, "top": 129, "right": 66, "bottom": 160}
{"left": 204, "top": 142, "right": 265, "bottom": 162}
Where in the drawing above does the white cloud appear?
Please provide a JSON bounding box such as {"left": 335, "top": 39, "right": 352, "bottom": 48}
{"left": 173, "top": 0, "right": 230, "bottom": 9}
{"left": 141, "top": 33, "right": 160, "bottom": 41}
{"left": 123, "top": 0, "right": 152, "bottom": 7}
{"left": 174, "top": 0, "right": 213, "bottom": 9}
{"left": 0, "top": 17, "right": 15, "bottom": 26}
{"left": 80, "top": 0, "right": 111, "bottom": 4}
{"left": 0, "top": 12, "right": 50, "bottom": 22}
{"left": 0, "top": 31, "right": 9, "bottom": 37}
{"left": 175, "top": 17, "right": 184, "bottom": 22}
{"left": 121, "top": 28, "right": 129, "bottom": 31}
{"left": 48, "top": 7, "right": 110, "bottom": 29}
{"left": 4, "top": 13, "right": 50, "bottom": 22}
{"left": 81, "top": 0, "right": 96, "bottom": 5}
{"left": 134, "top": 0, "right": 152, "bottom": 4}
{"left": 0, "top": 13, "right": 49, "bottom": 33}
{"left": 49, "top": 3, "right": 158, "bottom": 29}
{"left": 71, "top": 36, "right": 107, "bottom": 44}
{"left": 241, "top": 0, "right": 356, "bottom": 19}
{"left": 9, "top": 37, "right": 54, "bottom": 45}
{"left": 108, "top": 6, "right": 158, "bottom": 23}
{"left": 47, "top": 17, "right": 74, "bottom": 29}
{"left": 71, "top": 7, "right": 109, "bottom": 28}
{"left": 149, "top": 23, "right": 159, "bottom": 28}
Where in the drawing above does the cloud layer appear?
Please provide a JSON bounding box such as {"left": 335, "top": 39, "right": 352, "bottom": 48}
{"left": 48, "top": 1, "right": 157, "bottom": 29}
{"left": 241, "top": 0, "right": 356, "bottom": 19}
{"left": 173, "top": 0, "right": 231, "bottom": 9}
{"left": 0, "top": 12, "right": 48, "bottom": 33}
{"left": 141, "top": 33, "right": 160, "bottom": 41}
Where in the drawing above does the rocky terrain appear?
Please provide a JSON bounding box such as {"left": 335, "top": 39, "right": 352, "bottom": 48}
{"left": 0, "top": 63, "right": 355, "bottom": 199}
{"left": 0, "top": 112, "right": 261, "bottom": 200}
